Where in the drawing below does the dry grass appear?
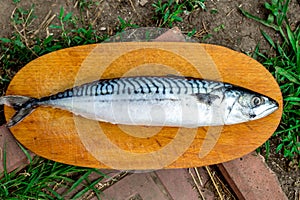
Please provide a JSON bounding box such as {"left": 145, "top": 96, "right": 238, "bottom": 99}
{"left": 189, "top": 167, "right": 236, "bottom": 199}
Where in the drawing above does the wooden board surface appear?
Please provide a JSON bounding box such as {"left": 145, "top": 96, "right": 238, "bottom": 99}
{"left": 4, "top": 42, "right": 282, "bottom": 170}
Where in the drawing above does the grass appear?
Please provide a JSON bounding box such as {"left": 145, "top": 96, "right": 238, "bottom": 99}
{"left": 240, "top": 0, "right": 300, "bottom": 163}
{"left": 152, "top": 0, "right": 206, "bottom": 27}
{"left": 1, "top": 152, "right": 106, "bottom": 199}
{"left": 0, "top": 5, "right": 107, "bottom": 94}
{"left": 116, "top": 16, "right": 139, "bottom": 32}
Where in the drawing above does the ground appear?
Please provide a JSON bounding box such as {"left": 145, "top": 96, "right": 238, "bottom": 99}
{"left": 0, "top": 0, "right": 299, "bottom": 199}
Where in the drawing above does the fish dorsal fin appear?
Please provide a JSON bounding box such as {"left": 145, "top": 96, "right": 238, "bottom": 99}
{"left": 166, "top": 74, "right": 185, "bottom": 79}
{"left": 193, "top": 93, "right": 220, "bottom": 105}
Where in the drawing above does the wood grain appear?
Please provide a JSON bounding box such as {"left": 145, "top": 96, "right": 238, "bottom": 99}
{"left": 4, "top": 42, "right": 282, "bottom": 170}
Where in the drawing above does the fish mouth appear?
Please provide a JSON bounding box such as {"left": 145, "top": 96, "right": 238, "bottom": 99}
{"left": 255, "top": 103, "right": 279, "bottom": 119}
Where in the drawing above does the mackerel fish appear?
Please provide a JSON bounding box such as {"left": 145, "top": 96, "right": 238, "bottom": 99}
{"left": 0, "top": 76, "right": 279, "bottom": 128}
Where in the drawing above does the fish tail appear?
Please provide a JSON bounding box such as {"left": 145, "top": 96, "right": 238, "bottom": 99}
{"left": 0, "top": 95, "right": 39, "bottom": 127}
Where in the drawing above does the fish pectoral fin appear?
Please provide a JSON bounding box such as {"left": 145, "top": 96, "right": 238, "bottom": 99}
{"left": 193, "top": 93, "right": 220, "bottom": 105}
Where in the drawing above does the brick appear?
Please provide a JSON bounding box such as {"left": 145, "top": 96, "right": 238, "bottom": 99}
{"left": 154, "top": 27, "right": 186, "bottom": 42}
{"left": 101, "top": 169, "right": 203, "bottom": 200}
{"left": 101, "top": 172, "right": 172, "bottom": 200}
{"left": 217, "top": 152, "right": 287, "bottom": 200}
{"left": 155, "top": 169, "right": 200, "bottom": 200}
{"left": 0, "top": 126, "right": 34, "bottom": 174}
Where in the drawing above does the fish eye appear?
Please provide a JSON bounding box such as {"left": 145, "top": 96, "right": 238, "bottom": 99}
{"left": 251, "top": 96, "right": 264, "bottom": 107}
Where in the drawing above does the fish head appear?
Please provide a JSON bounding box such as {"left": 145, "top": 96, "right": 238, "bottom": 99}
{"left": 224, "top": 88, "right": 279, "bottom": 125}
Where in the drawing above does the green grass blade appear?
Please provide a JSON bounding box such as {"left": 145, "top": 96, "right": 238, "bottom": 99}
{"left": 2, "top": 144, "right": 9, "bottom": 181}
{"left": 22, "top": 172, "right": 40, "bottom": 194}
{"left": 65, "top": 169, "right": 92, "bottom": 195}
{"left": 264, "top": 140, "right": 270, "bottom": 159}
{"left": 276, "top": 143, "right": 284, "bottom": 153}
{"left": 72, "top": 178, "right": 101, "bottom": 199}
{"left": 280, "top": 0, "right": 290, "bottom": 24}
{"left": 296, "top": 39, "right": 300, "bottom": 72}
{"left": 239, "top": 8, "right": 279, "bottom": 31}
{"left": 277, "top": 43, "right": 290, "bottom": 61}
{"left": 275, "top": 124, "right": 300, "bottom": 135}
{"left": 261, "top": 30, "right": 276, "bottom": 49}
{"left": 275, "top": 66, "right": 300, "bottom": 84}
{"left": 0, "top": 38, "right": 11, "bottom": 43}
{"left": 46, "top": 186, "right": 63, "bottom": 199}
{"left": 17, "top": 143, "right": 33, "bottom": 163}
{"left": 63, "top": 12, "right": 73, "bottom": 23}
{"left": 284, "top": 96, "right": 300, "bottom": 102}
{"left": 286, "top": 25, "right": 296, "bottom": 53}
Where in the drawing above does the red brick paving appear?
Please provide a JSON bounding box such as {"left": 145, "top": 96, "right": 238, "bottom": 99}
{"left": 0, "top": 126, "right": 34, "bottom": 173}
{"left": 101, "top": 169, "right": 200, "bottom": 200}
{"left": 100, "top": 152, "right": 288, "bottom": 200}
{"left": 155, "top": 169, "right": 200, "bottom": 199}
{"left": 218, "top": 152, "right": 288, "bottom": 200}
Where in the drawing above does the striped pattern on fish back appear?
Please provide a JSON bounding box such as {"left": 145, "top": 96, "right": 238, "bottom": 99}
{"left": 45, "top": 76, "right": 228, "bottom": 100}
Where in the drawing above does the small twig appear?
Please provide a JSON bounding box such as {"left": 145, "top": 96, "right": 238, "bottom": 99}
{"left": 269, "top": 158, "right": 285, "bottom": 172}
{"left": 32, "top": 10, "right": 56, "bottom": 38}
{"left": 128, "top": 0, "right": 137, "bottom": 13}
{"left": 10, "top": 7, "right": 38, "bottom": 57}
{"left": 0, "top": 48, "right": 10, "bottom": 62}
{"left": 52, "top": 179, "right": 64, "bottom": 191}
{"left": 24, "top": 7, "right": 34, "bottom": 28}
{"left": 91, "top": 0, "right": 104, "bottom": 26}
{"left": 226, "top": 8, "right": 236, "bottom": 17}
{"left": 73, "top": 0, "right": 78, "bottom": 8}
{"left": 196, "top": 21, "right": 209, "bottom": 39}
{"left": 189, "top": 168, "right": 205, "bottom": 200}
{"left": 205, "top": 166, "right": 223, "bottom": 200}
{"left": 214, "top": 171, "right": 236, "bottom": 199}
{"left": 10, "top": 7, "right": 18, "bottom": 21}
{"left": 202, "top": 21, "right": 208, "bottom": 33}
{"left": 195, "top": 167, "right": 204, "bottom": 187}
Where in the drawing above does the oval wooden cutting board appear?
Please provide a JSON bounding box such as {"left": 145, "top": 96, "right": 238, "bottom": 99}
{"left": 4, "top": 42, "right": 282, "bottom": 170}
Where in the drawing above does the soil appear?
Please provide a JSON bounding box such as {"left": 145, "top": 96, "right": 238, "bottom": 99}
{"left": 0, "top": 0, "right": 299, "bottom": 199}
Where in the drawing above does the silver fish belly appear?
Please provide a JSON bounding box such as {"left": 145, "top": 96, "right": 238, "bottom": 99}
{"left": 0, "top": 76, "right": 279, "bottom": 128}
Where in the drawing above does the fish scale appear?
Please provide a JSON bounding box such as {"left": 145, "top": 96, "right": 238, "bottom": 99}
{"left": 0, "top": 76, "right": 278, "bottom": 128}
